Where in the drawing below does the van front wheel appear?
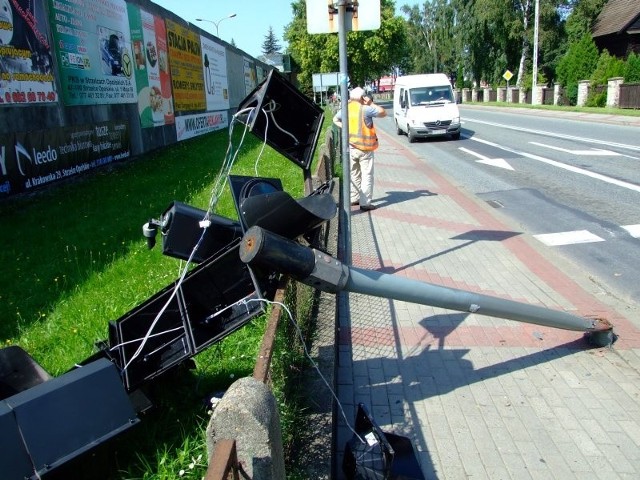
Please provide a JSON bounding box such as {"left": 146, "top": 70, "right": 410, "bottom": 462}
{"left": 408, "top": 128, "right": 417, "bottom": 143}
{"left": 451, "top": 132, "right": 461, "bottom": 140}
{"left": 395, "top": 121, "right": 403, "bottom": 135}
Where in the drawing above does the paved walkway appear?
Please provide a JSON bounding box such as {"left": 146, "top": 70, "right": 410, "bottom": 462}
{"left": 334, "top": 126, "right": 640, "bottom": 479}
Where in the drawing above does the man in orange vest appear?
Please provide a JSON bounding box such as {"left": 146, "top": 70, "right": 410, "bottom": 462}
{"left": 333, "top": 87, "right": 386, "bottom": 211}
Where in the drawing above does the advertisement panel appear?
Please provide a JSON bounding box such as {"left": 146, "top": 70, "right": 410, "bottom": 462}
{"left": 0, "top": 121, "right": 130, "bottom": 197}
{"left": 243, "top": 57, "right": 256, "bottom": 96}
{"left": 128, "top": 5, "right": 174, "bottom": 127}
{"left": 175, "top": 111, "right": 227, "bottom": 142}
{"left": 200, "top": 36, "right": 229, "bottom": 112}
{"left": 166, "top": 19, "right": 205, "bottom": 112}
{"left": 48, "top": 0, "right": 137, "bottom": 105}
{"left": 0, "top": 0, "right": 57, "bottom": 105}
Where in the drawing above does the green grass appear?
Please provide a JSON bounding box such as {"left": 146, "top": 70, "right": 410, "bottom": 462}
{"left": 0, "top": 119, "right": 316, "bottom": 479}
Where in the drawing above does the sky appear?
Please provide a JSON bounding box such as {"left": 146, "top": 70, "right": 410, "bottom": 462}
{"left": 150, "top": 0, "right": 421, "bottom": 58}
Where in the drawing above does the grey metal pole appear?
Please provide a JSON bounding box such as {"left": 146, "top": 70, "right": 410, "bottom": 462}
{"left": 345, "top": 267, "right": 610, "bottom": 334}
{"left": 239, "top": 226, "right": 616, "bottom": 347}
{"left": 337, "top": 0, "right": 351, "bottom": 265}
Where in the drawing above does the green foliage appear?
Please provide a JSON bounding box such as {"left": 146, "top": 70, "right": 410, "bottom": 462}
{"left": 556, "top": 33, "right": 599, "bottom": 104}
{"left": 456, "top": 64, "right": 464, "bottom": 89}
{"left": 564, "top": 0, "right": 607, "bottom": 45}
{"left": 583, "top": 49, "right": 625, "bottom": 107}
{"left": 625, "top": 52, "right": 640, "bottom": 82}
{"left": 285, "top": 0, "right": 409, "bottom": 90}
{"left": 590, "top": 49, "right": 625, "bottom": 86}
{"left": 520, "top": 70, "right": 548, "bottom": 90}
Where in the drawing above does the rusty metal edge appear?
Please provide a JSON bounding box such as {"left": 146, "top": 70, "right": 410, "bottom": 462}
{"left": 204, "top": 438, "right": 239, "bottom": 480}
{"left": 253, "top": 278, "right": 289, "bottom": 383}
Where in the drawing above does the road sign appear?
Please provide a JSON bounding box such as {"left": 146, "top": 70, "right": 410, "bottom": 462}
{"left": 503, "top": 70, "right": 513, "bottom": 82}
{"left": 306, "top": 0, "right": 380, "bottom": 34}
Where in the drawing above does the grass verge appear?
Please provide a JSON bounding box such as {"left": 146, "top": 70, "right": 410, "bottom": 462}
{"left": 0, "top": 119, "right": 319, "bottom": 479}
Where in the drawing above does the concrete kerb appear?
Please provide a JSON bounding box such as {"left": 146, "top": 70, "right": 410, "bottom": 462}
{"left": 205, "top": 377, "right": 286, "bottom": 479}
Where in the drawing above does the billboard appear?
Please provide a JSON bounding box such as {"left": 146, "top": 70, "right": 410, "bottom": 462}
{"left": 128, "top": 5, "right": 174, "bottom": 127}
{"left": 243, "top": 57, "right": 256, "bottom": 96}
{"left": 175, "top": 111, "right": 227, "bottom": 142}
{"left": 200, "top": 36, "right": 229, "bottom": 112}
{"left": 0, "top": 120, "right": 130, "bottom": 197}
{"left": 0, "top": 0, "right": 57, "bottom": 105}
{"left": 166, "top": 18, "right": 205, "bottom": 112}
{"left": 48, "top": 0, "right": 137, "bottom": 105}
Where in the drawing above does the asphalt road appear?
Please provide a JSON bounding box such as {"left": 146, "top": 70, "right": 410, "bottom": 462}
{"left": 374, "top": 103, "right": 640, "bottom": 305}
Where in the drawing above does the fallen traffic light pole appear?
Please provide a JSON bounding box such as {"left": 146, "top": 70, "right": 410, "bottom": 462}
{"left": 239, "top": 225, "right": 616, "bottom": 348}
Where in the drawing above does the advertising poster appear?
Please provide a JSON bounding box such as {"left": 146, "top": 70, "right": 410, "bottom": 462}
{"left": 243, "top": 57, "right": 256, "bottom": 96}
{"left": 0, "top": 0, "right": 57, "bottom": 105}
{"left": 175, "top": 111, "right": 227, "bottom": 142}
{"left": 200, "top": 36, "right": 229, "bottom": 112}
{"left": 128, "top": 5, "right": 174, "bottom": 127}
{"left": 0, "top": 120, "right": 130, "bottom": 198}
{"left": 48, "top": 0, "right": 137, "bottom": 105}
{"left": 256, "top": 65, "right": 267, "bottom": 85}
{"left": 166, "top": 19, "right": 205, "bottom": 112}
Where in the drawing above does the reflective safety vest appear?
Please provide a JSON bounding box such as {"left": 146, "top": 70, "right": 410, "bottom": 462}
{"left": 348, "top": 101, "right": 378, "bottom": 151}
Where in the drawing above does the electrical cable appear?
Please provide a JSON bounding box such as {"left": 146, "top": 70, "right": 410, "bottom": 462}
{"left": 264, "top": 99, "right": 300, "bottom": 145}
{"left": 246, "top": 297, "right": 365, "bottom": 445}
{"left": 120, "top": 106, "right": 262, "bottom": 376}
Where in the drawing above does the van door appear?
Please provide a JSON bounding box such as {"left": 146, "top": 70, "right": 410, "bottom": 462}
{"left": 394, "top": 87, "right": 408, "bottom": 134}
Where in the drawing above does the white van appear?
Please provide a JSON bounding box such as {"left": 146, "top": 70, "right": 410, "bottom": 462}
{"left": 393, "top": 74, "right": 461, "bottom": 142}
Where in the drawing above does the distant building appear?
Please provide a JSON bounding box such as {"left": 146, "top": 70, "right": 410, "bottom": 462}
{"left": 592, "top": 0, "right": 640, "bottom": 58}
{"left": 256, "top": 53, "right": 291, "bottom": 74}
{"left": 378, "top": 76, "right": 395, "bottom": 92}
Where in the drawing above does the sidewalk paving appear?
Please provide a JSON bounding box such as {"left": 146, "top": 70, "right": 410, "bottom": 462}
{"left": 334, "top": 126, "right": 640, "bottom": 480}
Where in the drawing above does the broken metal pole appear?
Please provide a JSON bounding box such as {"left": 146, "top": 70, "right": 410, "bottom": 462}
{"left": 239, "top": 226, "right": 615, "bottom": 347}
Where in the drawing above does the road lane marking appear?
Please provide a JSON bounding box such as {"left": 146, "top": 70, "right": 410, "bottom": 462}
{"left": 459, "top": 147, "right": 514, "bottom": 170}
{"left": 471, "top": 136, "right": 640, "bottom": 193}
{"left": 529, "top": 142, "right": 621, "bottom": 156}
{"left": 534, "top": 230, "right": 605, "bottom": 246}
{"left": 622, "top": 225, "right": 640, "bottom": 238}
{"left": 462, "top": 118, "right": 640, "bottom": 152}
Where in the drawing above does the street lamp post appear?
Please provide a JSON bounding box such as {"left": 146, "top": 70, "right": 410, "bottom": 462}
{"left": 195, "top": 14, "right": 237, "bottom": 37}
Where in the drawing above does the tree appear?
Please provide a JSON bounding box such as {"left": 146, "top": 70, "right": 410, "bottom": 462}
{"left": 262, "top": 26, "right": 282, "bottom": 55}
{"left": 564, "top": 0, "right": 607, "bottom": 44}
{"left": 284, "top": 0, "right": 409, "bottom": 92}
{"left": 556, "top": 33, "right": 599, "bottom": 104}
{"left": 400, "top": 0, "right": 459, "bottom": 77}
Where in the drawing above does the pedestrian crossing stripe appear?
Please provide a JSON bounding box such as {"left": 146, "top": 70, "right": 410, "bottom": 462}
{"left": 534, "top": 230, "right": 605, "bottom": 246}
{"left": 622, "top": 224, "right": 640, "bottom": 238}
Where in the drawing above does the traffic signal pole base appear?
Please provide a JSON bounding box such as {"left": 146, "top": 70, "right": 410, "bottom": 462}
{"left": 239, "top": 226, "right": 615, "bottom": 348}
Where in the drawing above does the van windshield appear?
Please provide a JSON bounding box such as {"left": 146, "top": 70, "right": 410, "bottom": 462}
{"left": 409, "top": 86, "right": 452, "bottom": 106}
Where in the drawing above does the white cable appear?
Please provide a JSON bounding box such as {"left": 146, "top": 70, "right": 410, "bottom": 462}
{"left": 108, "top": 326, "right": 185, "bottom": 351}
{"left": 119, "top": 104, "right": 273, "bottom": 378}
{"left": 264, "top": 99, "right": 300, "bottom": 145}
{"left": 247, "top": 297, "right": 365, "bottom": 445}
{"left": 253, "top": 107, "right": 270, "bottom": 175}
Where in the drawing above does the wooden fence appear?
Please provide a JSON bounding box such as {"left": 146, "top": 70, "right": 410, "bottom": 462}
{"left": 620, "top": 83, "right": 640, "bottom": 109}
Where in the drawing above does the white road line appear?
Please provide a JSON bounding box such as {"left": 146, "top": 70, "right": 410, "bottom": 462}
{"left": 463, "top": 118, "right": 640, "bottom": 152}
{"left": 622, "top": 224, "right": 640, "bottom": 238}
{"left": 529, "top": 142, "right": 621, "bottom": 156}
{"left": 534, "top": 230, "right": 605, "bottom": 246}
{"left": 471, "top": 136, "right": 640, "bottom": 193}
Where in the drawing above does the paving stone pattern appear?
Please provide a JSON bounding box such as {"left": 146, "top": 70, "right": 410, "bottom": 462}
{"left": 334, "top": 129, "right": 640, "bottom": 480}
